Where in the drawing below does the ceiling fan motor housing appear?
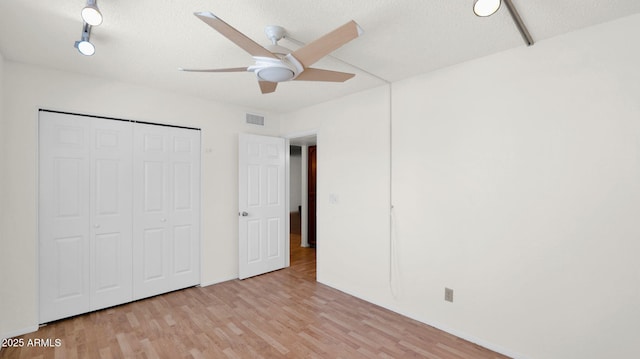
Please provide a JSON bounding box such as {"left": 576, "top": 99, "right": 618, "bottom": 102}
{"left": 249, "top": 53, "right": 304, "bottom": 83}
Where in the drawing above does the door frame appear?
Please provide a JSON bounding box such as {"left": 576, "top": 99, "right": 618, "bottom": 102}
{"left": 284, "top": 129, "right": 318, "bottom": 255}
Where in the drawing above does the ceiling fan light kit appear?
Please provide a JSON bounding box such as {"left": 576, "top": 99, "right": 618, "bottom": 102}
{"left": 181, "top": 12, "right": 363, "bottom": 94}
{"left": 249, "top": 54, "right": 303, "bottom": 82}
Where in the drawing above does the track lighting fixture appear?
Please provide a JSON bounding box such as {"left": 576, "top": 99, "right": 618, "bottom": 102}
{"left": 74, "top": 23, "right": 95, "bottom": 56}
{"left": 473, "top": 0, "right": 501, "bottom": 17}
{"left": 473, "top": 0, "right": 534, "bottom": 46}
{"left": 74, "top": 0, "right": 102, "bottom": 56}
{"left": 81, "top": 0, "right": 103, "bottom": 26}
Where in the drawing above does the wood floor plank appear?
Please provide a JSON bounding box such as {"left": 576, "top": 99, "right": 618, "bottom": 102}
{"left": 1, "top": 234, "right": 510, "bottom": 358}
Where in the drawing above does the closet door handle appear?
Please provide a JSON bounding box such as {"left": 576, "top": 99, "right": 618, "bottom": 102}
{"left": 240, "top": 211, "right": 249, "bottom": 217}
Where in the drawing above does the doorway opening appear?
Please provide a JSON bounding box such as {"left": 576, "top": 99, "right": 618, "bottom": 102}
{"left": 288, "top": 134, "right": 317, "bottom": 277}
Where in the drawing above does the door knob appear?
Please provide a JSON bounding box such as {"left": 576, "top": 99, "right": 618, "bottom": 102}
{"left": 160, "top": 218, "right": 167, "bottom": 222}
{"left": 240, "top": 211, "right": 249, "bottom": 217}
{"left": 93, "top": 224, "right": 100, "bottom": 228}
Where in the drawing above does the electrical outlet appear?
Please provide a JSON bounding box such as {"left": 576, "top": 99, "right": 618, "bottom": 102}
{"left": 445, "top": 288, "right": 454, "bottom": 302}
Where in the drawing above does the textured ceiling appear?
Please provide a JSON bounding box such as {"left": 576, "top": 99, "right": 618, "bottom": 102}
{"left": 1, "top": 0, "right": 639, "bottom": 112}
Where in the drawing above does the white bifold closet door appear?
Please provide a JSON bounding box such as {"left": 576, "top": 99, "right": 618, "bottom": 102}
{"left": 39, "top": 112, "right": 133, "bottom": 323}
{"left": 39, "top": 111, "right": 200, "bottom": 324}
{"left": 132, "top": 123, "right": 201, "bottom": 300}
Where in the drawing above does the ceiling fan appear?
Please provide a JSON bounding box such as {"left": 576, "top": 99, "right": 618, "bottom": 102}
{"left": 179, "top": 12, "right": 363, "bottom": 94}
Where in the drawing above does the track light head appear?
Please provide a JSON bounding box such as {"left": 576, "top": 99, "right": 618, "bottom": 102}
{"left": 473, "top": 0, "right": 501, "bottom": 17}
{"left": 81, "top": 0, "right": 103, "bottom": 26}
{"left": 74, "top": 23, "right": 95, "bottom": 56}
{"left": 75, "top": 40, "right": 96, "bottom": 56}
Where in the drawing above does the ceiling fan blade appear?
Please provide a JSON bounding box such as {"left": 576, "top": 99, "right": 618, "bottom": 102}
{"left": 291, "top": 20, "right": 363, "bottom": 68}
{"left": 178, "top": 67, "right": 248, "bottom": 73}
{"left": 194, "top": 12, "right": 278, "bottom": 59}
{"left": 294, "top": 68, "right": 355, "bottom": 82}
{"left": 259, "top": 81, "right": 278, "bottom": 94}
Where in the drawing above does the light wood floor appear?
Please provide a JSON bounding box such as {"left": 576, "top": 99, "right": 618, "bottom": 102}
{"left": 2, "top": 234, "right": 509, "bottom": 358}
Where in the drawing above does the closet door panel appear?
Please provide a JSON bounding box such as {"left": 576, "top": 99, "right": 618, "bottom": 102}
{"left": 39, "top": 112, "right": 91, "bottom": 323}
{"left": 168, "top": 129, "right": 201, "bottom": 289}
{"left": 142, "top": 228, "right": 166, "bottom": 280}
{"left": 133, "top": 124, "right": 172, "bottom": 299}
{"left": 94, "top": 232, "right": 122, "bottom": 290}
{"left": 90, "top": 119, "right": 133, "bottom": 310}
{"left": 133, "top": 124, "right": 200, "bottom": 300}
{"left": 144, "top": 161, "right": 165, "bottom": 211}
{"left": 173, "top": 225, "right": 193, "bottom": 274}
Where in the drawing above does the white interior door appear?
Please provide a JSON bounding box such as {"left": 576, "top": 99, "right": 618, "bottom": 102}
{"left": 166, "top": 126, "right": 201, "bottom": 290}
{"left": 39, "top": 112, "right": 92, "bottom": 323}
{"left": 39, "top": 112, "right": 133, "bottom": 322}
{"left": 89, "top": 118, "right": 133, "bottom": 310}
{"left": 238, "top": 134, "right": 287, "bottom": 279}
{"left": 133, "top": 124, "right": 201, "bottom": 299}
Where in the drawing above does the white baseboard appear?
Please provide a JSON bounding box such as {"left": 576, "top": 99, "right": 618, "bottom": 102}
{"left": 2, "top": 325, "right": 39, "bottom": 339}
{"left": 399, "top": 312, "right": 527, "bottom": 359}
{"left": 1, "top": 325, "right": 40, "bottom": 353}
{"left": 318, "top": 280, "right": 526, "bottom": 359}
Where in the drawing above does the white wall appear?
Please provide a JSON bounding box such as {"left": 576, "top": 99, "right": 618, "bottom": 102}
{"left": 281, "top": 14, "right": 640, "bottom": 359}
{"left": 392, "top": 13, "right": 640, "bottom": 359}
{"left": 0, "top": 62, "right": 281, "bottom": 339}
{"left": 289, "top": 147, "right": 302, "bottom": 211}
{"left": 281, "top": 84, "right": 393, "bottom": 303}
